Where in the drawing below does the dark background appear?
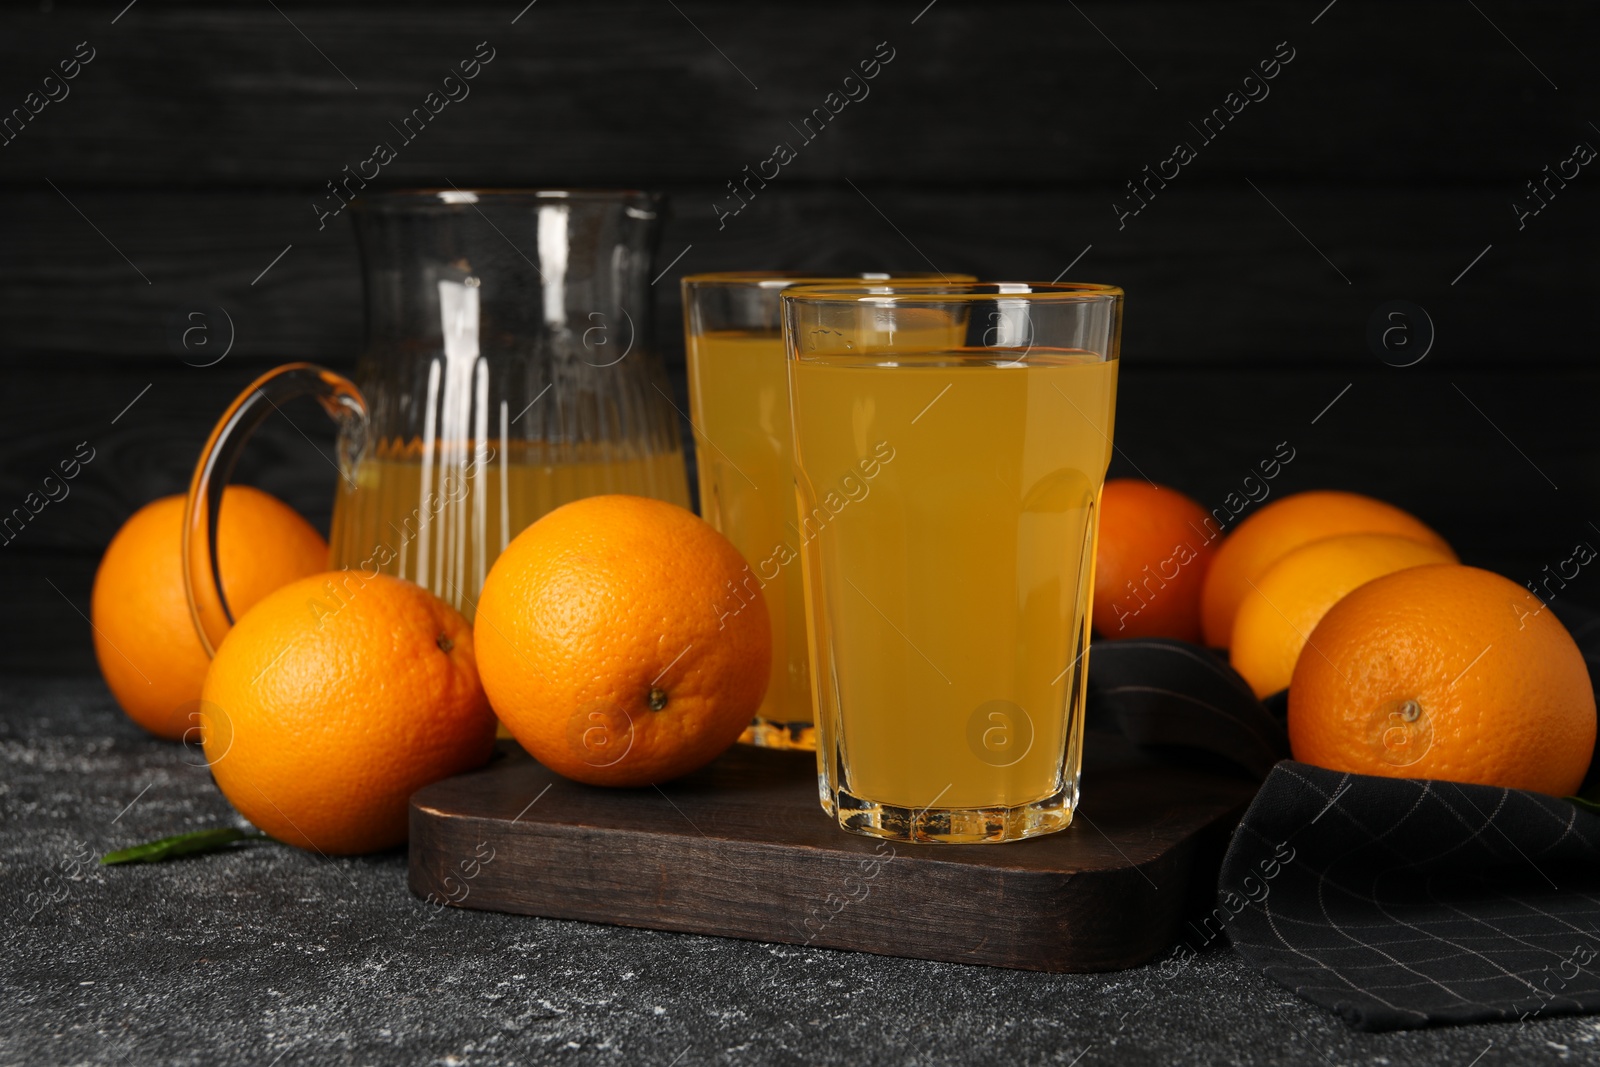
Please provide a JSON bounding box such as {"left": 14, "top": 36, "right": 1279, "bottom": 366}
{"left": 2, "top": 0, "right": 1595, "bottom": 674}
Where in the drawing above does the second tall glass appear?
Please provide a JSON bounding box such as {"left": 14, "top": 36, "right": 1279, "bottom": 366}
{"left": 681, "top": 272, "right": 955, "bottom": 750}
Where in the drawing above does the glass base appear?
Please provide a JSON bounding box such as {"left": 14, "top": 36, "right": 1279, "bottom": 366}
{"left": 738, "top": 717, "right": 817, "bottom": 751}
{"left": 833, "top": 786, "right": 1074, "bottom": 844}
{"left": 819, "top": 777, "right": 836, "bottom": 819}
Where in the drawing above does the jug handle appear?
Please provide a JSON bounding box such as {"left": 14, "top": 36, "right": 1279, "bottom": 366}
{"left": 182, "top": 362, "right": 368, "bottom": 658}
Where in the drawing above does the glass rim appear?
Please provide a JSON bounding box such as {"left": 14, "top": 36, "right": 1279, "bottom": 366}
{"left": 353, "top": 188, "right": 663, "bottom": 211}
{"left": 780, "top": 281, "right": 1123, "bottom": 304}
{"left": 681, "top": 270, "right": 959, "bottom": 292}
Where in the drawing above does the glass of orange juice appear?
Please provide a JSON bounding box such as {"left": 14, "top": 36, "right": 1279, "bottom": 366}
{"left": 681, "top": 272, "right": 960, "bottom": 750}
{"left": 782, "top": 282, "right": 1123, "bottom": 843}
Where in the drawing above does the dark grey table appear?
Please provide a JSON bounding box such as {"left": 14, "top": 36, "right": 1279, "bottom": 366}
{"left": 4, "top": 677, "right": 1594, "bottom": 1066}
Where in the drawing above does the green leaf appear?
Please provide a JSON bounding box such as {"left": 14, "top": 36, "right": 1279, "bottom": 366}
{"left": 1563, "top": 794, "right": 1600, "bottom": 816}
{"left": 101, "top": 827, "right": 270, "bottom": 865}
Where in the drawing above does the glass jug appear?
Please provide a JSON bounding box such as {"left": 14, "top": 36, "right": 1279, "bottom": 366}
{"left": 182, "top": 189, "right": 690, "bottom": 656}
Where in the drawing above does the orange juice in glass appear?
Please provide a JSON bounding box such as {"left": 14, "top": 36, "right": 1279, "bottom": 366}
{"left": 681, "top": 272, "right": 961, "bottom": 749}
{"left": 783, "top": 282, "right": 1122, "bottom": 843}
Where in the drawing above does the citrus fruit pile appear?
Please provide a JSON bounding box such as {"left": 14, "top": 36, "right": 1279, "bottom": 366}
{"left": 1092, "top": 482, "right": 1595, "bottom": 796}
{"left": 93, "top": 487, "right": 770, "bottom": 854}
{"left": 93, "top": 466, "right": 1598, "bottom": 855}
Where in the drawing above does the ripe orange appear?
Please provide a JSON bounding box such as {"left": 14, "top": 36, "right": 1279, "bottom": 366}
{"left": 1289, "top": 564, "right": 1595, "bottom": 796}
{"left": 1230, "top": 533, "right": 1457, "bottom": 697}
{"left": 200, "top": 572, "right": 495, "bottom": 854}
{"left": 91, "top": 487, "right": 327, "bottom": 740}
{"left": 1200, "top": 490, "right": 1453, "bottom": 648}
{"left": 1092, "top": 479, "right": 1215, "bottom": 642}
{"left": 474, "top": 494, "right": 770, "bottom": 787}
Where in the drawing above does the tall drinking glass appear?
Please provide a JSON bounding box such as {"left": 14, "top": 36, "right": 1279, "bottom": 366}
{"left": 681, "top": 272, "right": 960, "bottom": 750}
{"left": 783, "top": 282, "right": 1122, "bottom": 843}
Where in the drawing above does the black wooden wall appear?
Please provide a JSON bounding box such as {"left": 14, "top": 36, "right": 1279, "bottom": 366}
{"left": 3, "top": 1, "right": 1596, "bottom": 673}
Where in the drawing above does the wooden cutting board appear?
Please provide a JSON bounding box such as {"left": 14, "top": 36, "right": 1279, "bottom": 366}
{"left": 408, "top": 737, "right": 1256, "bottom": 972}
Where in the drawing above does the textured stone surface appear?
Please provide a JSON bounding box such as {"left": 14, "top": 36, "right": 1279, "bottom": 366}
{"left": 4, "top": 677, "right": 1598, "bottom": 1066}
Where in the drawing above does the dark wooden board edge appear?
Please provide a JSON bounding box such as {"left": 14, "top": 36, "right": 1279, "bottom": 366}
{"left": 407, "top": 755, "right": 1254, "bottom": 973}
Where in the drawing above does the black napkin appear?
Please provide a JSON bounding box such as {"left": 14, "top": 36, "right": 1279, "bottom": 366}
{"left": 1085, "top": 602, "right": 1600, "bottom": 1032}
{"left": 1085, "top": 638, "right": 1289, "bottom": 777}
{"left": 1221, "top": 761, "right": 1600, "bottom": 1031}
